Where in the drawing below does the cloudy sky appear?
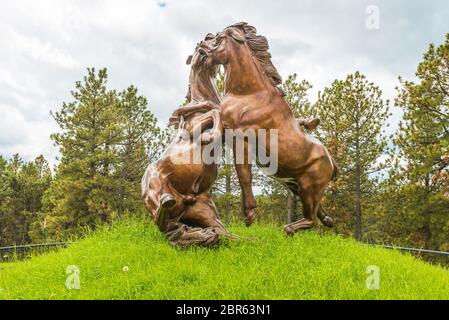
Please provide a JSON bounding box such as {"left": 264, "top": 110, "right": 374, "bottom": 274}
{"left": 1, "top": 0, "right": 448, "bottom": 168}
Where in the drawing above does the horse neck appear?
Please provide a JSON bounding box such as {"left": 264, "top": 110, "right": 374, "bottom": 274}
{"left": 189, "top": 69, "right": 220, "bottom": 105}
{"left": 224, "top": 44, "right": 272, "bottom": 95}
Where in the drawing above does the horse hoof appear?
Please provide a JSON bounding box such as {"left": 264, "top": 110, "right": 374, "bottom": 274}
{"left": 284, "top": 225, "right": 295, "bottom": 236}
{"left": 160, "top": 193, "right": 176, "bottom": 209}
{"left": 245, "top": 210, "right": 257, "bottom": 227}
{"left": 284, "top": 219, "right": 315, "bottom": 235}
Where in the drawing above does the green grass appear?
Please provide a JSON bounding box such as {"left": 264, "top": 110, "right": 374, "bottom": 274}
{"left": 0, "top": 218, "right": 448, "bottom": 300}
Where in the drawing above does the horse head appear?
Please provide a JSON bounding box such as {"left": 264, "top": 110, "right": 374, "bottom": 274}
{"left": 203, "top": 22, "right": 282, "bottom": 95}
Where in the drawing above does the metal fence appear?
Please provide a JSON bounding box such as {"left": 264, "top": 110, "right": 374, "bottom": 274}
{"left": 377, "top": 245, "right": 449, "bottom": 256}
{"left": 0, "top": 241, "right": 448, "bottom": 260}
{"left": 0, "top": 242, "right": 68, "bottom": 261}
{"left": 0, "top": 242, "right": 67, "bottom": 252}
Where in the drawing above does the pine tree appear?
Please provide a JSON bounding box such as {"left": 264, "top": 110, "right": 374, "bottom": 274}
{"left": 43, "top": 68, "right": 168, "bottom": 238}
{"left": 0, "top": 155, "right": 51, "bottom": 245}
{"left": 315, "top": 72, "right": 390, "bottom": 240}
{"left": 46, "top": 68, "right": 121, "bottom": 233}
{"left": 283, "top": 74, "right": 315, "bottom": 119}
{"left": 0, "top": 155, "right": 11, "bottom": 246}
{"left": 395, "top": 33, "right": 449, "bottom": 193}
{"left": 314, "top": 79, "right": 353, "bottom": 236}
{"left": 391, "top": 34, "right": 449, "bottom": 249}
{"left": 115, "top": 85, "right": 167, "bottom": 217}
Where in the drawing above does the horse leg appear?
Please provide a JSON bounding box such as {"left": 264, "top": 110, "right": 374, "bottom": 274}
{"left": 284, "top": 183, "right": 322, "bottom": 235}
{"left": 198, "top": 109, "right": 223, "bottom": 144}
{"left": 169, "top": 101, "right": 219, "bottom": 127}
{"left": 164, "top": 222, "right": 222, "bottom": 248}
{"left": 156, "top": 193, "right": 177, "bottom": 229}
{"left": 143, "top": 166, "right": 176, "bottom": 229}
{"left": 313, "top": 154, "right": 336, "bottom": 228}
{"left": 233, "top": 142, "right": 257, "bottom": 226}
{"left": 181, "top": 192, "right": 227, "bottom": 234}
{"left": 284, "top": 148, "right": 336, "bottom": 235}
{"left": 165, "top": 193, "right": 229, "bottom": 247}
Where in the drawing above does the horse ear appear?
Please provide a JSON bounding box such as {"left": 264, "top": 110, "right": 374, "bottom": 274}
{"left": 204, "top": 33, "right": 215, "bottom": 40}
{"left": 226, "top": 28, "right": 245, "bottom": 43}
{"left": 186, "top": 55, "right": 193, "bottom": 65}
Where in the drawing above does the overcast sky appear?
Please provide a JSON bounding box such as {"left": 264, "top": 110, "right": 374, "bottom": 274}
{"left": 0, "top": 0, "right": 448, "bottom": 168}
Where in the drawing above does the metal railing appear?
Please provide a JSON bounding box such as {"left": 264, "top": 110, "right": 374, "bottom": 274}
{"left": 374, "top": 245, "right": 449, "bottom": 256}
{"left": 0, "top": 242, "right": 67, "bottom": 252}
{"left": 0, "top": 241, "right": 448, "bottom": 257}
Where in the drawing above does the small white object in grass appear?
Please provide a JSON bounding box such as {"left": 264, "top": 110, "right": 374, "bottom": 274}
{"left": 123, "top": 266, "right": 129, "bottom": 272}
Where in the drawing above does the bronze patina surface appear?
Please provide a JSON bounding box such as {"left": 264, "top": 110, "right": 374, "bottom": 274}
{"left": 142, "top": 23, "right": 338, "bottom": 246}
{"left": 202, "top": 22, "right": 338, "bottom": 234}
{"left": 141, "top": 37, "right": 228, "bottom": 247}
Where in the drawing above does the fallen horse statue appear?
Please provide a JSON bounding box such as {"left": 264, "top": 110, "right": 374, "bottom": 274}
{"left": 141, "top": 36, "right": 229, "bottom": 247}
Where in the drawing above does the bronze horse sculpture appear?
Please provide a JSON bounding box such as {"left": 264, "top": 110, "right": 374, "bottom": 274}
{"left": 202, "top": 22, "right": 338, "bottom": 235}
{"left": 142, "top": 23, "right": 338, "bottom": 246}
{"left": 141, "top": 36, "right": 229, "bottom": 247}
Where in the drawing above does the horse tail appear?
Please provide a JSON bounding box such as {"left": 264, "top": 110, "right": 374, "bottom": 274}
{"left": 330, "top": 156, "right": 339, "bottom": 181}
{"left": 317, "top": 203, "right": 334, "bottom": 228}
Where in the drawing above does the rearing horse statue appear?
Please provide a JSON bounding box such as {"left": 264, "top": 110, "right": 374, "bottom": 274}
{"left": 202, "top": 22, "right": 338, "bottom": 235}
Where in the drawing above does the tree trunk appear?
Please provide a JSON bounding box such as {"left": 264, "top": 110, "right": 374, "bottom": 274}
{"left": 118, "top": 184, "right": 125, "bottom": 218}
{"left": 286, "top": 191, "right": 296, "bottom": 224}
{"left": 354, "top": 123, "right": 362, "bottom": 241}
{"left": 240, "top": 193, "right": 245, "bottom": 219}
{"left": 423, "top": 174, "right": 432, "bottom": 248}
{"left": 118, "top": 153, "right": 129, "bottom": 218}
{"left": 225, "top": 165, "right": 231, "bottom": 224}
{"left": 354, "top": 162, "right": 362, "bottom": 241}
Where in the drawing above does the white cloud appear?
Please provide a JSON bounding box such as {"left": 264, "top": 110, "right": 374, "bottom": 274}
{"left": 0, "top": 0, "right": 448, "bottom": 167}
{"left": 0, "top": 106, "right": 59, "bottom": 167}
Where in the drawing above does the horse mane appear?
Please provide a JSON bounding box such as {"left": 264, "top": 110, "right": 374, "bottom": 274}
{"left": 228, "top": 22, "right": 283, "bottom": 87}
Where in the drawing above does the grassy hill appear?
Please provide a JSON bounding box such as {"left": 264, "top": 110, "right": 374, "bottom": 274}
{"left": 0, "top": 218, "right": 448, "bottom": 300}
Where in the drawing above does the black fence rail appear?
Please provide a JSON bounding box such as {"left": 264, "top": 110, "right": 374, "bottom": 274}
{"left": 0, "top": 242, "right": 68, "bottom": 261}
{"left": 0, "top": 242, "right": 68, "bottom": 252}
{"left": 0, "top": 242, "right": 448, "bottom": 262}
